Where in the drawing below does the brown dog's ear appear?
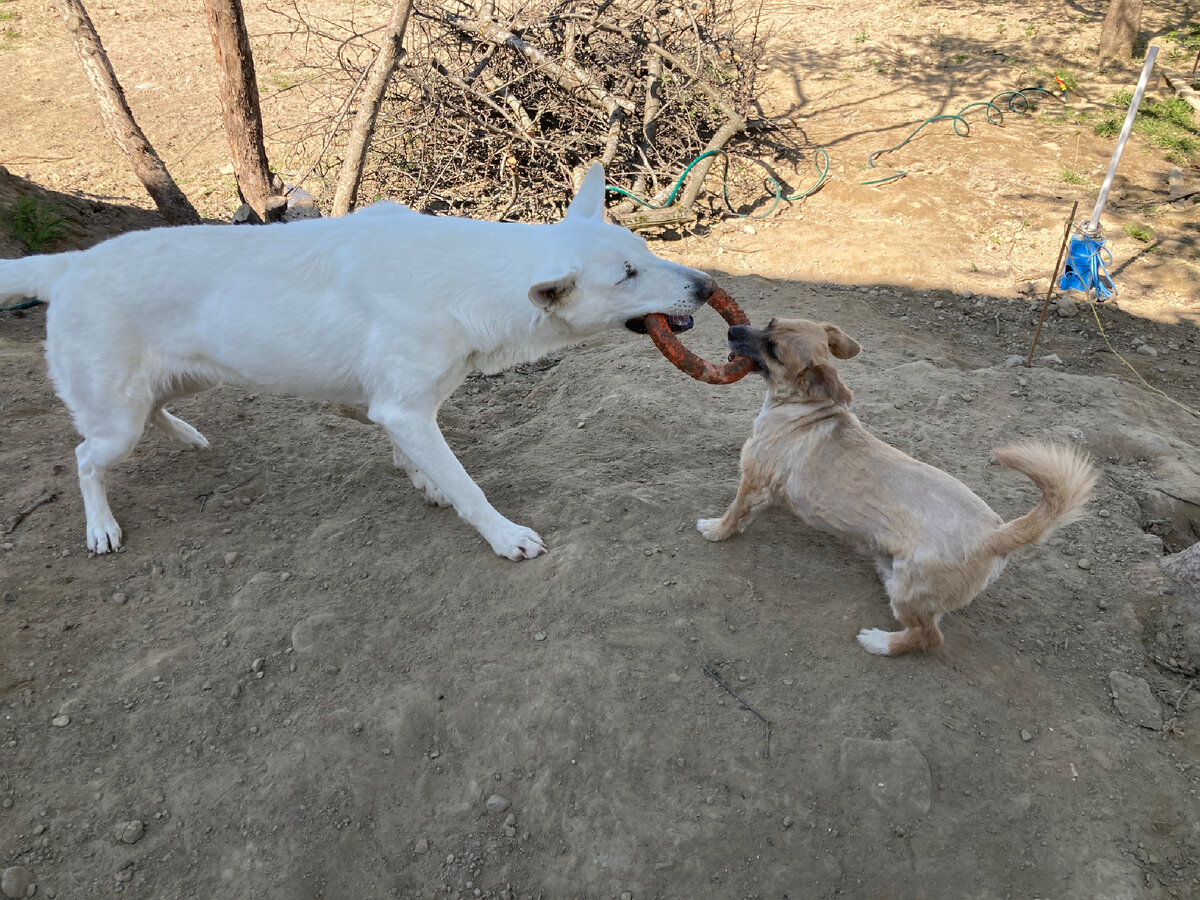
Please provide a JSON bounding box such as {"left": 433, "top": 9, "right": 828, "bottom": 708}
{"left": 807, "top": 362, "right": 853, "bottom": 407}
{"left": 822, "top": 323, "right": 861, "bottom": 359}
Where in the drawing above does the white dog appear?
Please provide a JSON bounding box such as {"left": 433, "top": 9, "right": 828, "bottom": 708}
{"left": 0, "top": 164, "right": 713, "bottom": 560}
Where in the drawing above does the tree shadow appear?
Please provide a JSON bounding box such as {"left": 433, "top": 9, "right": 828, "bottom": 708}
{"left": 0, "top": 167, "right": 174, "bottom": 259}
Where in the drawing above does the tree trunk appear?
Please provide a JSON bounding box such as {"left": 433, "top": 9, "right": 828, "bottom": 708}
{"left": 331, "top": 0, "right": 415, "bottom": 217}
{"left": 202, "top": 0, "right": 274, "bottom": 220}
{"left": 1098, "top": 0, "right": 1143, "bottom": 61}
{"left": 54, "top": 0, "right": 200, "bottom": 225}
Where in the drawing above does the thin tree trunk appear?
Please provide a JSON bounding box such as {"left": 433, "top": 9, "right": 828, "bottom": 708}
{"left": 1098, "top": 0, "right": 1143, "bottom": 61}
{"left": 202, "top": 0, "right": 274, "bottom": 220}
{"left": 54, "top": 0, "right": 200, "bottom": 225}
{"left": 331, "top": 0, "right": 415, "bottom": 217}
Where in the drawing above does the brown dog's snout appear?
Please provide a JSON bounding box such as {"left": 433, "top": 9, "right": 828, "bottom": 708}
{"left": 727, "top": 324, "right": 750, "bottom": 341}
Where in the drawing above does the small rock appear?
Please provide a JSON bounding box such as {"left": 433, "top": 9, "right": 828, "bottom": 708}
{"left": 486, "top": 794, "right": 511, "bottom": 814}
{"left": 223, "top": 552, "right": 239, "bottom": 567}
{"left": 414, "top": 838, "right": 428, "bottom": 854}
{"left": 1020, "top": 729, "right": 1033, "bottom": 742}
{"left": 1056, "top": 298, "right": 1078, "bottom": 318}
{"left": 218, "top": 162, "right": 235, "bottom": 175}
{"left": 2, "top": 591, "right": 16, "bottom": 603}
{"left": 1109, "top": 671, "right": 1162, "bottom": 730}
{"left": 533, "top": 632, "right": 546, "bottom": 642}
{"left": 620, "top": 893, "right": 633, "bottom": 900}
{"left": 231, "top": 203, "right": 260, "bottom": 225}
{"left": 1136, "top": 345, "right": 1158, "bottom": 358}
{"left": 111, "top": 592, "right": 127, "bottom": 605}
{"left": 1039, "top": 354, "right": 1063, "bottom": 366}
{"left": 742, "top": 224, "right": 756, "bottom": 235}
{"left": 251, "top": 658, "right": 265, "bottom": 674}
{"left": 1, "top": 867, "right": 30, "bottom": 899}
{"left": 114, "top": 820, "right": 144, "bottom": 844}
{"left": 1003, "top": 355, "right": 1025, "bottom": 368}
{"left": 50, "top": 715, "right": 70, "bottom": 728}
{"left": 1077, "top": 558, "right": 1091, "bottom": 570}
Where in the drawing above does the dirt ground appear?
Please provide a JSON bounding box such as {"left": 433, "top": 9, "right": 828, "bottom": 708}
{"left": 2, "top": 0, "right": 1200, "bottom": 897}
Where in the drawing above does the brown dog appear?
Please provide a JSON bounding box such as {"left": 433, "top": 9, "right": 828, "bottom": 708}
{"left": 698, "top": 318, "right": 1097, "bottom": 656}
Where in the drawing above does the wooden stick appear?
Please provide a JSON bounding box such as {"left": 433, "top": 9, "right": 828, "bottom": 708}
{"left": 5, "top": 493, "right": 56, "bottom": 536}
{"left": 702, "top": 663, "right": 771, "bottom": 758}
{"left": 1025, "top": 200, "right": 1078, "bottom": 368}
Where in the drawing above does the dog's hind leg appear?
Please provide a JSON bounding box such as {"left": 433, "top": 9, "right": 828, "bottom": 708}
{"left": 73, "top": 406, "right": 151, "bottom": 554}
{"left": 857, "top": 609, "right": 944, "bottom": 657}
{"left": 370, "top": 400, "right": 545, "bottom": 560}
{"left": 390, "top": 442, "right": 451, "bottom": 508}
{"left": 858, "top": 561, "right": 945, "bottom": 655}
{"left": 153, "top": 407, "right": 210, "bottom": 450}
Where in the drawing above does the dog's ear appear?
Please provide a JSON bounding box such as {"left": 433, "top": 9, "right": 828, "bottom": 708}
{"left": 807, "top": 362, "right": 853, "bottom": 407}
{"left": 822, "top": 323, "right": 861, "bottom": 359}
{"left": 529, "top": 269, "right": 578, "bottom": 311}
{"left": 564, "top": 163, "right": 607, "bottom": 222}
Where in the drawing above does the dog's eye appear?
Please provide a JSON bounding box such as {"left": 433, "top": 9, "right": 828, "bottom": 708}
{"left": 619, "top": 262, "right": 638, "bottom": 283}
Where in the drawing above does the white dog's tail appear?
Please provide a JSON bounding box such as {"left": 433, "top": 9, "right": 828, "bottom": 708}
{"left": 988, "top": 442, "right": 1097, "bottom": 556}
{"left": 0, "top": 252, "right": 76, "bottom": 303}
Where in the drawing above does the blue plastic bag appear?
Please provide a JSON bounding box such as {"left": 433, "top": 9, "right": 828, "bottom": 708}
{"left": 1059, "top": 233, "right": 1115, "bottom": 300}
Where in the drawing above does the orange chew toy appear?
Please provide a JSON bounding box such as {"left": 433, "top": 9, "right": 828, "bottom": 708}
{"left": 643, "top": 287, "right": 753, "bottom": 384}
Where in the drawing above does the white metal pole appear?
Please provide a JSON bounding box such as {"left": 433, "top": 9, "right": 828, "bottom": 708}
{"left": 1086, "top": 45, "right": 1159, "bottom": 234}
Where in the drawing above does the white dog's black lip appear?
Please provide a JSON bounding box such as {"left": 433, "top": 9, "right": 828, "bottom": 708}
{"left": 625, "top": 314, "right": 694, "bottom": 334}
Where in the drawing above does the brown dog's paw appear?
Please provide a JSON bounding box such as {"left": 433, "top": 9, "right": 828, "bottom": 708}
{"left": 696, "top": 517, "right": 733, "bottom": 541}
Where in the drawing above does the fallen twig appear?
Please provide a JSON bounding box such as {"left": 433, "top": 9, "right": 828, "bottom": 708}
{"left": 702, "top": 663, "right": 771, "bottom": 758}
{"left": 5, "top": 493, "right": 56, "bottom": 535}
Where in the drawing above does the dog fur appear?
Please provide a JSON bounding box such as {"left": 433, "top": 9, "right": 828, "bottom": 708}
{"left": 697, "top": 318, "right": 1097, "bottom": 656}
{"left": 0, "top": 164, "right": 715, "bottom": 560}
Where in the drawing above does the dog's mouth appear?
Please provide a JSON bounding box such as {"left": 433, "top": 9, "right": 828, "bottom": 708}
{"left": 625, "top": 314, "right": 694, "bottom": 334}
{"left": 727, "top": 341, "right": 766, "bottom": 374}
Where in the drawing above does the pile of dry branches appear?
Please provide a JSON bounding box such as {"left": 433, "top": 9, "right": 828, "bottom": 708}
{"left": 314, "top": 0, "right": 774, "bottom": 225}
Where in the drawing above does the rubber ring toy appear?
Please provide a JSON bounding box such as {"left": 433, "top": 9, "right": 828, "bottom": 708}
{"left": 643, "top": 287, "right": 753, "bottom": 384}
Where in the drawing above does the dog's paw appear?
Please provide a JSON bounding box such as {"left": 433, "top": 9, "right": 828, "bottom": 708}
{"left": 177, "top": 430, "right": 210, "bottom": 451}
{"left": 86, "top": 517, "right": 123, "bottom": 555}
{"left": 489, "top": 524, "right": 546, "bottom": 561}
{"left": 696, "top": 517, "right": 730, "bottom": 541}
{"left": 156, "top": 410, "right": 210, "bottom": 449}
{"left": 856, "top": 628, "right": 892, "bottom": 656}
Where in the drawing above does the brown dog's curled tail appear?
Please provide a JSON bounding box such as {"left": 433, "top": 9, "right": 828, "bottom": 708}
{"left": 988, "top": 442, "right": 1097, "bottom": 556}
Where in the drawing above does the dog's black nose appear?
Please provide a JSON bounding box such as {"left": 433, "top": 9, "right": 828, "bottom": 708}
{"left": 728, "top": 324, "right": 749, "bottom": 341}
{"left": 695, "top": 273, "right": 717, "bottom": 302}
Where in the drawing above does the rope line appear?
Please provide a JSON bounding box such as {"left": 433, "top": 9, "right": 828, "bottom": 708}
{"left": 1085, "top": 297, "right": 1199, "bottom": 417}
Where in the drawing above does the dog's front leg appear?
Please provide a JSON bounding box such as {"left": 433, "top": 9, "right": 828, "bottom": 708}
{"left": 391, "top": 443, "right": 451, "bottom": 508}
{"left": 697, "top": 478, "right": 770, "bottom": 541}
{"left": 371, "top": 402, "right": 546, "bottom": 560}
